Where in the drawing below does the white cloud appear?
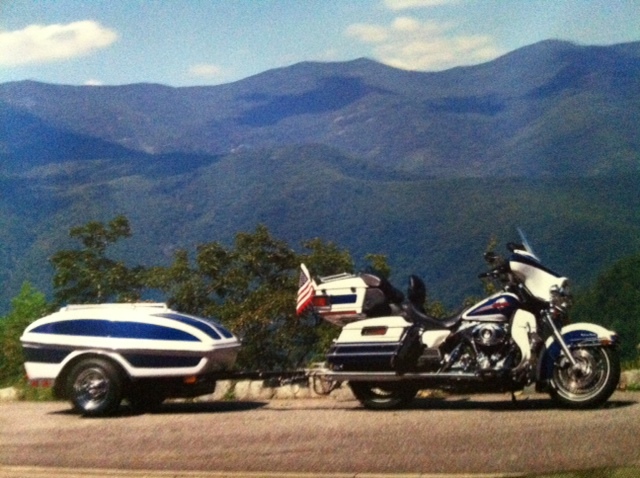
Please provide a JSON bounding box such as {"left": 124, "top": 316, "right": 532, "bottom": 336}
{"left": 345, "top": 23, "right": 389, "bottom": 43}
{"left": 84, "top": 79, "right": 104, "bottom": 86}
{"left": 346, "top": 16, "right": 502, "bottom": 71}
{"left": 384, "top": 0, "right": 458, "bottom": 10}
{"left": 392, "top": 16, "right": 426, "bottom": 32}
{"left": 188, "top": 63, "right": 224, "bottom": 78}
{"left": 0, "top": 20, "right": 118, "bottom": 67}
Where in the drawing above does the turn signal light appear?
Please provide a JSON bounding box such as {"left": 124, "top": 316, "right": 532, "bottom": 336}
{"left": 29, "top": 379, "right": 54, "bottom": 388}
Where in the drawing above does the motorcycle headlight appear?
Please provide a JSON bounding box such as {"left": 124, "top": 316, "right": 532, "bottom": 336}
{"left": 550, "top": 281, "right": 572, "bottom": 311}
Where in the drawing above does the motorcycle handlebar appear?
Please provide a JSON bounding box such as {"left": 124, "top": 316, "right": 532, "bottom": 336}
{"left": 478, "top": 263, "right": 509, "bottom": 280}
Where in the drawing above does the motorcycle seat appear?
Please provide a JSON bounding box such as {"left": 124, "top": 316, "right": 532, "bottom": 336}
{"left": 404, "top": 302, "right": 463, "bottom": 330}
{"left": 404, "top": 274, "right": 462, "bottom": 329}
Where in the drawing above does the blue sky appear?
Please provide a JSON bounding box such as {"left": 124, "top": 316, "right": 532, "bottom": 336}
{"left": 1, "top": 0, "right": 639, "bottom": 87}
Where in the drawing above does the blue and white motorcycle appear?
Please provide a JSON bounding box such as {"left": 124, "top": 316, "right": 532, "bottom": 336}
{"left": 300, "top": 237, "right": 620, "bottom": 409}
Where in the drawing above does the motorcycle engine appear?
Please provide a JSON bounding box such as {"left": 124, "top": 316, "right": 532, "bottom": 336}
{"left": 473, "top": 323, "right": 507, "bottom": 347}
{"left": 471, "top": 323, "right": 509, "bottom": 370}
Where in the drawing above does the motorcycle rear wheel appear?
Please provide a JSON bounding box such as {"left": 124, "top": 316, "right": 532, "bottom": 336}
{"left": 349, "top": 381, "right": 418, "bottom": 410}
{"left": 549, "top": 346, "right": 620, "bottom": 409}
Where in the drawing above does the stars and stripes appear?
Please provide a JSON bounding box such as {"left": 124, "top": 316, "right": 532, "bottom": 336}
{"left": 296, "top": 263, "right": 315, "bottom": 315}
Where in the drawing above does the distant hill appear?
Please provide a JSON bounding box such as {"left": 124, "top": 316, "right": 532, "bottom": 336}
{"left": 1, "top": 40, "right": 639, "bottom": 313}
{"left": 2, "top": 40, "right": 639, "bottom": 177}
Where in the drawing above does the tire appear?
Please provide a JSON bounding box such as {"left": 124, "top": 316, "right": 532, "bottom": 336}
{"left": 549, "top": 346, "right": 620, "bottom": 409}
{"left": 349, "top": 381, "right": 418, "bottom": 410}
{"left": 67, "top": 358, "right": 124, "bottom": 417}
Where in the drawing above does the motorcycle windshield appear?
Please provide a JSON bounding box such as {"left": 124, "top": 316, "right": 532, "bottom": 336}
{"left": 511, "top": 229, "right": 567, "bottom": 301}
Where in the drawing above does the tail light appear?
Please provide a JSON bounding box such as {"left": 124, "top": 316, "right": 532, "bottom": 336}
{"left": 361, "top": 326, "right": 388, "bottom": 336}
{"left": 312, "top": 296, "right": 330, "bottom": 308}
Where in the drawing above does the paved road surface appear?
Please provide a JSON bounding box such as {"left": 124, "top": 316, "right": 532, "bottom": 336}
{"left": 1, "top": 392, "right": 640, "bottom": 476}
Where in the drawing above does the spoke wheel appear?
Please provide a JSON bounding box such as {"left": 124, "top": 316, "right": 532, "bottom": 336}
{"left": 68, "top": 358, "right": 123, "bottom": 417}
{"left": 349, "top": 381, "right": 417, "bottom": 410}
{"left": 550, "top": 347, "right": 620, "bottom": 409}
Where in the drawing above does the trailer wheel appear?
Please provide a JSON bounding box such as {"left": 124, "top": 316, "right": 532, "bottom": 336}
{"left": 67, "top": 358, "right": 124, "bottom": 417}
{"left": 349, "top": 382, "right": 417, "bottom": 410}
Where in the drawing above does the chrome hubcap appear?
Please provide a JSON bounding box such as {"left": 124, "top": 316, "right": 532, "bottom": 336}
{"left": 74, "top": 368, "right": 110, "bottom": 411}
{"left": 554, "top": 348, "right": 608, "bottom": 400}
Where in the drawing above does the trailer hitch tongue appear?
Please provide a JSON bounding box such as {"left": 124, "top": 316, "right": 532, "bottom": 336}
{"left": 263, "top": 373, "right": 308, "bottom": 388}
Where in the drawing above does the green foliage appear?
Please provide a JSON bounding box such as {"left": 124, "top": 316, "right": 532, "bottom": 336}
{"left": 0, "top": 282, "right": 50, "bottom": 387}
{"left": 364, "top": 253, "right": 391, "bottom": 279}
{"left": 50, "top": 215, "right": 145, "bottom": 304}
{"left": 571, "top": 253, "right": 640, "bottom": 363}
{"left": 3, "top": 160, "right": 640, "bottom": 317}
{"left": 297, "top": 237, "right": 354, "bottom": 277}
{"left": 424, "top": 298, "right": 450, "bottom": 319}
{"left": 14, "top": 377, "right": 56, "bottom": 401}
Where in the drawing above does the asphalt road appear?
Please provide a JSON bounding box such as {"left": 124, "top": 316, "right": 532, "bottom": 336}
{"left": 1, "top": 391, "right": 640, "bottom": 477}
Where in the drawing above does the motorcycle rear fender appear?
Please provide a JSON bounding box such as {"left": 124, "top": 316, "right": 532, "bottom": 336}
{"left": 537, "top": 322, "right": 619, "bottom": 381}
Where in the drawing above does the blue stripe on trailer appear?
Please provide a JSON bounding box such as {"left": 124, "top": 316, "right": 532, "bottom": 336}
{"left": 122, "top": 354, "right": 202, "bottom": 368}
{"left": 153, "top": 313, "right": 234, "bottom": 339}
{"left": 23, "top": 346, "right": 72, "bottom": 364}
{"left": 31, "top": 319, "right": 200, "bottom": 342}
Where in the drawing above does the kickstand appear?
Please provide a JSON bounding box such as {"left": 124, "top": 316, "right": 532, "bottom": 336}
{"left": 511, "top": 389, "right": 527, "bottom": 402}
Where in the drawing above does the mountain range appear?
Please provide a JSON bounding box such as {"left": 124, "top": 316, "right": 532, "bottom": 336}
{"left": 1, "top": 40, "right": 639, "bottom": 313}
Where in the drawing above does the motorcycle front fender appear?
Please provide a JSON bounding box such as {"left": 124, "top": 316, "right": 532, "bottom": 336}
{"left": 536, "top": 322, "right": 619, "bottom": 382}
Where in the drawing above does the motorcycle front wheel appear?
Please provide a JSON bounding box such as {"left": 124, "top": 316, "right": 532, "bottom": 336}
{"left": 349, "top": 382, "right": 418, "bottom": 410}
{"left": 549, "top": 346, "right": 620, "bottom": 409}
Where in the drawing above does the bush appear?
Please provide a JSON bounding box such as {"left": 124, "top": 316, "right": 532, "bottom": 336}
{"left": 0, "top": 282, "right": 51, "bottom": 387}
{"left": 571, "top": 253, "right": 640, "bottom": 364}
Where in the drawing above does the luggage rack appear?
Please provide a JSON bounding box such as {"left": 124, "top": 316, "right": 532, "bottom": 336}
{"left": 317, "top": 271, "right": 357, "bottom": 283}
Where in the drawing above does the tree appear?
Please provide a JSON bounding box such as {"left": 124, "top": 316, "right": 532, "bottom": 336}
{"left": 145, "top": 249, "right": 213, "bottom": 316}
{"left": 298, "top": 237, "right": 354, "bottom": 277}
{"left": 364, "top": 253, "right": 391, "bottom": 279}
{"left": 0, "top": 283, "right": 50, "bottom": 386}
{"left": 571, "top": 253, "right": 640, "bottom": 364}
{"left": 50, "top": 215, "right": 144, "bottom": 304}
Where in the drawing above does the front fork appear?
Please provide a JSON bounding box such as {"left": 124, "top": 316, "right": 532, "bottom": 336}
{"left": 542, "top": 309, "right": 578, "bottom": 367}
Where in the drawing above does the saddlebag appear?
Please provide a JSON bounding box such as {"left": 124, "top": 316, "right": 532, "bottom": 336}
{"left": 391, "top": 325, "right": 423, "bottom": 374}
{"left": 326, "top": 317, "right": 410, "bottom": 371}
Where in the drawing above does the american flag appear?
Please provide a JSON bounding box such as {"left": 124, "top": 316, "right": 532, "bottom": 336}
{"left": 296, "top": 263, "right": 315, "bottom": 315}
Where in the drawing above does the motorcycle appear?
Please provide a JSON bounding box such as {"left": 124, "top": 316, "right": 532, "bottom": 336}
{"left": 298, "top": 235, "right": 620, "bottom": 409}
